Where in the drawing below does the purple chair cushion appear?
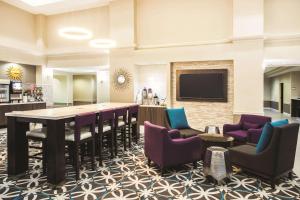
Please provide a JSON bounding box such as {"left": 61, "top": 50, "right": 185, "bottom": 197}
{"left": 240, "top": 115, "right": 271, "bottom": 127}
{"left": 226, "top": 130, "right": 248, "bottom": 142}
{"left": 242, "top": 122, "right": 260, "bottom": 130}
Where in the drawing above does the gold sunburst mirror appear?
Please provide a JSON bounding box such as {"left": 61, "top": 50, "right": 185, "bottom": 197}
{"left": 112, "top": 68, "right": 131, "bottom": 90}
{"left": 6, "top": 66, "right": 23, "bottom": 81}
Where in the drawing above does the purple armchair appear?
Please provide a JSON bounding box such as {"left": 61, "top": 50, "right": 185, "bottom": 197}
{"left": 223, "top": 114, "right": 271, "bottom": 144}
{"left": 144, "top": 121, "right": 203, "bottom": 173}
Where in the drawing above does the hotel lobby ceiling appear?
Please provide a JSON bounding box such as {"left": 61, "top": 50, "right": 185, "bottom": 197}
{"left": 3, "top": 0, "right": 111, "bottom": 15}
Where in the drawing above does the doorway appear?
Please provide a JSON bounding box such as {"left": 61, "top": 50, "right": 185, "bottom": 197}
{"left": 280, "top": 82, "right": 284, "bottom": 113}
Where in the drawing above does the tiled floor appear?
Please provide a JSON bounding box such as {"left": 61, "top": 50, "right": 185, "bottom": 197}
{"left": 264, "top": 108, "right": 300, "bottom": 176}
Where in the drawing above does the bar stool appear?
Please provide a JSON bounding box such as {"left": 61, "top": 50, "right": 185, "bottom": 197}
{"left": 66, "top": 112, "right": 96, "bottom": 180}
{"left": 26, "top": 126, "right": 47, "bottom": 174}
{"left": 127, "top": 105, "right": 139, "bottom": 144}
{"left": 96, "top": 109, "right": 115, "bottom": 164}
{"left": 26, "top": 123, "right": 75, "bottom": 174}
{"left": 114, "top": 107, "right": 128, "bottom": 155}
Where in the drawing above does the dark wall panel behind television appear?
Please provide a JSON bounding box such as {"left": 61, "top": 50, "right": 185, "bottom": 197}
{"left": 176, "top": 69, "right": 228, "bottom": 102}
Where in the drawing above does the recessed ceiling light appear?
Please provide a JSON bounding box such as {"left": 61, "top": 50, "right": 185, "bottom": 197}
{"left": 21, "top": 0, "right": 64, "bottom": 7}
{"left": 58, "top": 27, "right": 93, "bottom": 40}
{"left": 89, "top": 39, "right": 116, "bottom": 49}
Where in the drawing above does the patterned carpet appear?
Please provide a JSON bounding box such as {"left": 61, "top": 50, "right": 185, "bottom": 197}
{"left": 0, "top": 128, "right": 300, "bottom": 200}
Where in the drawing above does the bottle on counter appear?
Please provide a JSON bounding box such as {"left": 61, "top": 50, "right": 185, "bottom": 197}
{"left": 142, "top": 87, "right": 148, "bottom": 105}
{"left": 147, "top": 88, "right": 153, "bottom": 105}
{"left": 153, "top": 93, "right": 159, "bottom": 105}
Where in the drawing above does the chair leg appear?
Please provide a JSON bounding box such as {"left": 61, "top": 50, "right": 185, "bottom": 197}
{"left": 27, "top": 138, "right": 30, "bottom": 170}
{"left": 123, "top": 127, "right": 127, "bottom": 151}
{"left": 288, "top": 171, "right": 293, "bottom": 179}
{"left": 67, "top": 144, "right": 73, "bottom": 164}
{"left": 133, "top": 124, "right": 138, "bottom": 143}
{"left": 98, "top": 134, "right": 103, "bottom": 165}
{"left": 160, "top": 167, "right": 165, "bottom": 176}
{"left": 114, "top": 129, "right": 118, "bottom": 156}
{"left": 270, "top": 179, "right": 276, "bottom": 189}
{"left": 74, "top": 144, "right": 79, "bottom": 181}
{"left": 80, "top": 144, "right": 85, "bottom": 163}
{"left": 135, "top": 124, "right": 140, "bottom": 143}
{"left": 71, "top": 144, "right": 76, "bottom": 167}
{"left": 128, "top": 125, "right": 132, "bottom": 148}
{"left": 193, "top": 161, "right": 197, "bottom": 169}
{"left": 109, "top": 134, "right": 114, "bottom": 159}
{"left": 91, "top": 140, "right": 95, "bottom": 171}
{"left": 42, "top": 140, "right": 47, "bottom": 174}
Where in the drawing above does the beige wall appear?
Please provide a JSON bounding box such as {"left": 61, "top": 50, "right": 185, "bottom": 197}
{"left": 265, "top": 0, "right": 300, "bottom": 35}
{"left": 96, "top": 70, "right": 110, "bottom": 103}
{"left": 53, "top": 72, "right": 73, "bottom": 104}
{"left": 73, "top": 75, "right": 97, "bottom": 102}
{"left": 53, "top": 75, "right": 68, "bottom": 103}
{"left": 264, "top": 0, "right": 300, "bottom": 65}
{"left": 46, "top": 6, "right": 109, "bottom": 51}
{"left": 0, "top": 61, "right": 36, "bottom": 84}
{"left": 136, "top": 0, "right": 232, "bottom": 47}
{"left": 264, "top": 77, "right": 271, "bottom": 101}
{"left": 110, "top": 48, "right": 135, "bottom": 103}
{"left": 0, "top": 2, "right": 44, "bottom": 65}
{"left": 291, "top": 72, "right": 300, "bottom": 99}
{"left": 233, "top": 0, "right": 263, "bottom": 38}
{"left": 109, "top": 0, "right": 135, "bottom": 48}
{"left": 135, "top": 64, "right": 168, "bottom": 99}
{"left": 0, "top": 2, "right": 36, "bottom": 48}
{"left": 270, "top": 73, "right": 291, "bottom": 105}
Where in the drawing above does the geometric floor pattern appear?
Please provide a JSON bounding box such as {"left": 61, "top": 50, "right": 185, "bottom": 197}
{"left": 0, "top": 128, "right": 300, "bottom": 200}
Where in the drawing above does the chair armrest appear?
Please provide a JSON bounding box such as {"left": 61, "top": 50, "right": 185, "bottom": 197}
{"left": 163, "top": 136, "right": 203, "bottom": 167}
{"left": 247, "top": 128, "right": 263, "bottom": 144}
{"left": 223, "top": 123, "right": 241, "bottom": 133}
{"left": 168, "top": 129, "right": 181, "bottom": 139}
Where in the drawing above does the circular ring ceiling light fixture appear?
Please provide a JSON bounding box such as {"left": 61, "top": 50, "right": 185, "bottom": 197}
{"left": 58, "top": 27, "right": 93, "bottom": 40}
{"left": 89, "top": 39, "right": 116, "bottom": 49}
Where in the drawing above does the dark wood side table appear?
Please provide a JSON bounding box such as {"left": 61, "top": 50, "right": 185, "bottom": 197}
{"left": 138, "top": 105, "right": 170, "bottom": 128}
{"left": 199, "top": 133, "right": 234, "bottom": 148}
{"left": 198, "top": 133, "right": 234, "bottom": 159}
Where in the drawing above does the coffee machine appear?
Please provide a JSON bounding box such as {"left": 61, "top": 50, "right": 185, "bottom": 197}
{"left": 10, "top": 81, "right": 23, "bottom": 102}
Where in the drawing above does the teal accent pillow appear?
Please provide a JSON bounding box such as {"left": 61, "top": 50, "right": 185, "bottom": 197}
{"left": 166, "top": 108, "right": 190, "bottom": 129}
{"left": 271, "top": 119, "right": 288, "bottom": 127}
{"left": 256, "top": 122, "right": 273, "bottom": 153}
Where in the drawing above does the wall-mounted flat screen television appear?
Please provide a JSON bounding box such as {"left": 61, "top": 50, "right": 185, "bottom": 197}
{"left": 176, "top": 69, "right": 228, "bottom": 102}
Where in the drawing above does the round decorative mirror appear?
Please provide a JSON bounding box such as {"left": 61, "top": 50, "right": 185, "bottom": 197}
{"left": 117, "top": 75, "right": 126, "bottom": 84}
{"left": 113, "top": 68, "right": 131, "bottom": 90}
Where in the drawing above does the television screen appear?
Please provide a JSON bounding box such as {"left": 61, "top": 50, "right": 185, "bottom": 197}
{"left": 176, "top": 69, "right": 227, "bottom": 102}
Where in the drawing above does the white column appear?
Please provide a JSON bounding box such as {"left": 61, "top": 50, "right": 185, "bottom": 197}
{"left": 233, "top": 0, "right": 264, "bottom": 115}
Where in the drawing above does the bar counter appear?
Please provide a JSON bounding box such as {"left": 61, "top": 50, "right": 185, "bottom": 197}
{"left": 5, "top": 102, "right": 136, "bottom": 185}
{"left": 0, "top": 101, "right": 46, "bottom": 126}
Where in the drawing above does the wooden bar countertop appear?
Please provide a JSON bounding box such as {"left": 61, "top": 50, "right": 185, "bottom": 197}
{"left": 5, "top": 102, "right": 137, "bottom": 120}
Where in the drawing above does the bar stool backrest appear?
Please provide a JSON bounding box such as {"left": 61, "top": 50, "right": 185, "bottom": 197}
{"left": 128, "top": 105, "right": 139, "bottom": 123}
{"left": 74, "top": 112, "right": 96, "bottom": 141}
{"left": 98, "top": 109, "right": 115, "bottom": 131}
{"left": 114, "top": 107, "right": 128, "bottom": 125}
